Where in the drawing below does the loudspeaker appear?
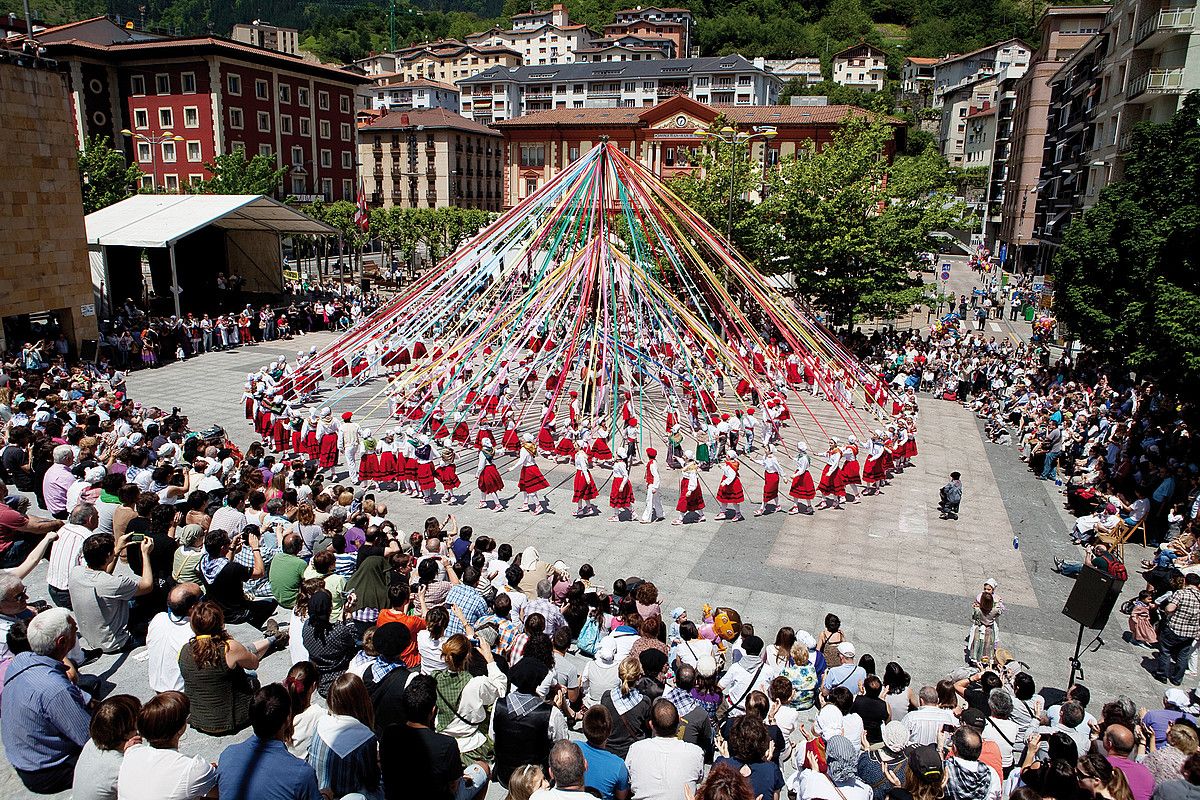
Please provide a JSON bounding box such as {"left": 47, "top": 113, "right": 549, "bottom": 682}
{"left": 1063, "top": 565, "right": 1124, "bottom": 629}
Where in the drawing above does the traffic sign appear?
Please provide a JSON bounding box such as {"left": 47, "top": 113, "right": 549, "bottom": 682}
{"left": 940, "top": 268, "right": 951, "bottom": 281}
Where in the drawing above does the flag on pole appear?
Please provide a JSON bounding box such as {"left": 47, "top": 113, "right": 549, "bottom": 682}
{"left": 354, "top": 178, "right": 370, "bottom": 232}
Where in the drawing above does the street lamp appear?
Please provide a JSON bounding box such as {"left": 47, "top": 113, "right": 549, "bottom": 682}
{"left": 695, "top": 124, "right": 777, "bottom": 290}
{"left": 121, "top": 128, "right": 185, "bottom": 193}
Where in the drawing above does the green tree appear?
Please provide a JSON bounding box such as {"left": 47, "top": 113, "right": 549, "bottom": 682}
{"left": 756, "top": 115, "right": 970, "bottom": 326}
{"left": 78, "top": 134, "right": 143, "bottom": 213}
{"left": 1053, "top": 92, "right": 1200, "bottom": 389}
{"left": 192, "top": 151, "right": 288, "bottom": 195}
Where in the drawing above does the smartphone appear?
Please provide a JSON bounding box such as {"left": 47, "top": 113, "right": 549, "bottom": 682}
{"left": 130, "top": 533, "right": 145, "bottom": 543}
{"left": 941, "top": 723, "right": 957, "bottom": 733}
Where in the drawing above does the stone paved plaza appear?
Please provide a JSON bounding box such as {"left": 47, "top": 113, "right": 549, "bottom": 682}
{"left": 0, "top": 275, "right": 1171, "bottom": 797}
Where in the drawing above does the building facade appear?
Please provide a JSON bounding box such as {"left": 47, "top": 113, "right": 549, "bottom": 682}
{"left": 459, "top": 54, "right": 779, "bottom": 124}
{"left": 369, "top": 78, "right": 460, "bottom": 112}
{"left": 603, "top": 6, "right": 694, "bottom": 58}
{"left": 359, "top": 108, "right": 501, "bottom": 211}
{"left": 901, "top": 56, "right": 938, "bottom": 102}
{"left": 931, "top": 38, "right": 1032, "bottom": 108}
{"left": 465, "top": 4, "right": 594, "bottom": 65}
{"left": 491, "top": 94, "right": 903, "bottom": 207}
{"left": 831, "top": 43, "right": 887, "bottom": 91}
{"left": 0, "top": 54, "right": 98, "bottom": 349}
{"left": 766, "top": 57, "right": 824, "bottom": 86}
{"left": 39, "top": 18, "right": 365, "bottom": 201}
{"left": 392, "top": 40, "right": 522, "bottom": 84}
{"left": 231, "top": 22, "right": 299, "bottom": 55}
{"left": 997, "top": 6, "right": 1109, "bottom": 272}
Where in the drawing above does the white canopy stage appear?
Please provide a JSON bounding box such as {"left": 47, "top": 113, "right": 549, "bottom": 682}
{"left": 85, "top": 194, "right": 335, "bottom": 317}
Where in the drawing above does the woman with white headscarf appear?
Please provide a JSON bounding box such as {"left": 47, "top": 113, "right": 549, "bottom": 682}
{"left": 517, "top": 545, "right": 548, "bottom": 597}
{"left": 790, "top": 735, "right": 873, "bottom": 800}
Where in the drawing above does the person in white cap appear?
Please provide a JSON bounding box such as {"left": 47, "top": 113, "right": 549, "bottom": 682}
{"left": 821, "top": 641, "right": 865, "bottom": 696}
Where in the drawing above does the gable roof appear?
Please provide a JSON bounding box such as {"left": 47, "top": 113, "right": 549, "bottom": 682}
{"left": 460, "top": 54, "right": 771, "bottom": 85}
{"left": 362, "top": 107, "right": 499, "bottom": 135}
{"left": 832, "top": 41, "right": 887, "bottom": 60}
{"left": 935, "top": 37, "right": 1031, "bottom": 67}
{"left": 492, "top": 97, "right": 902, "bottom": 128}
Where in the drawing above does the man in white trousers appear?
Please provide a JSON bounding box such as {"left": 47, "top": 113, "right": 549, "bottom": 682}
{"left": 338, "top": 411, "right": 363, "bottom": 483}
{"left": 641, "top": 447, "right": 663, "bottom": 523}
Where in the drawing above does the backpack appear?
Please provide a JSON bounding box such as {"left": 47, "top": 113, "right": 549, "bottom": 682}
{"left": 577, "top": 615, "right": 603, "bottom": 657}
{"left": 1107, "top": 559, "right": 1128, "bottom": 582}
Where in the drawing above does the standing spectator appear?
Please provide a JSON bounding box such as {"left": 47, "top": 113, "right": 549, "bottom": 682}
{"left": 1154, "top": 574, "right": 1200, "bottom": 686}
{"left": 69, "top": 532, "right": 155, "bottom": 653}
{"left": 118, "top": 691, "right": 219, "bottom": 800}
{"left": 214, "top": 684, "right": 322, "bottom": 800}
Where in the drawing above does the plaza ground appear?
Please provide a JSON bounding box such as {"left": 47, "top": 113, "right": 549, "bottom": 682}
{"left": 0, "top": 269, "right": 1168, "bottom": 798}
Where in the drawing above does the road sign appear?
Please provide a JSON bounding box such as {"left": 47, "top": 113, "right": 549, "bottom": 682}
{"left": 940, "top": 268, "right": 951, "bottom": 281}
{"left": 1032, "top": 278, "right": 1045, "bottom": 293}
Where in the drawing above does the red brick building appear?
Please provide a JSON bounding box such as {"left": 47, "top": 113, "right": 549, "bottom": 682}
{"left": 38, "top": 17, "right": 366, "bottom": 200}
{"left": 492, "top": 95, "right": 904, "bottom": 207}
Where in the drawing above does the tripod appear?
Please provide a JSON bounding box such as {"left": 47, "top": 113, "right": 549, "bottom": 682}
{"left": 1067, "top": 622, "right": 1106, "bottom": 688}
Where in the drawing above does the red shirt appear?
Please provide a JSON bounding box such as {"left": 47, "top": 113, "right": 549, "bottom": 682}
{"left": 0, "top": 504, "right": 29, "bottom": 554}
{"left": 376, "top": 610, "right": 427, "bottom": 669}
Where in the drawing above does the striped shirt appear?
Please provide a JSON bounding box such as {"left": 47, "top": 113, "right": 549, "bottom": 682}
{"left": 46, "top": 523, "right": 91, "bottom": 590}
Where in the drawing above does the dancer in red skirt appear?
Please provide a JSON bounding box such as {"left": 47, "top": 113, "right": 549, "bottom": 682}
{"left": 537, "top": 420, "right": 557, "bottom": 458}
{"left": 301, "top": 411, "right": 319, "bottom": 459}
{"left": 862, "top": 429, "right": 886, "bottom": 495}
{"left": 716, "top": 457, "right": 746, "bottom": 521}
{"left": 608, "top": 458, "right": 634, "bottom": 521}
{"left": 414, "top": 438, "right": 437, "bottom": 504}
{"left": 840, "top": 437, "right": 862, "bottom": 504}
{"left": 399, "top": 433, "right": 419, "bottom": 496}
{"left": 377, "top": 431, "right": 399, "bottom": 481}
{"left": 475, "top": 425, "right": 496, "bottom": 452}
{"left": 451, "top": 412, "right": 471, "bottom": 445}
{"left": 673, "top": 457, "right": 706, "bottom": 525}
{"left": 787, "top": 442, "right": 816, "bottom": 515}
{"left": 271, "top": 403, "right": 289, "bottom": 453}
{"left": 289, "top": 413, "right": 304, "bottom": 455}
{"left": 502, "top": 420, "right": 520, "bottom": 454}
{"left": 589, "top": 421, "right": 614, "bottom": 465}
{"left": 756, "top": 445, "right": 781, "bottom": 516}
{"left": 330, "top": 355, "right": 349, "bottom": 388}
{"left": 555, "top": 428, "right": 577, "bottom": 463}
{"left": 243, "top": 379, "right": 255, "bottom": 420}
{"left": 816, "top": 439, "right": 844, "bottom": 510}
{"left": 512, "top": 436, "right": 550, "bottom": 514}
{"left": 437, "top": 447, "right": 461, "bottom": 505}
{"left": 358, "top": 432, "right": 380, "bottom": 483}
{"left": 316, "top": 408, "right": 339, "bottom": 471}
{"left": 572, "top": 443, "right": 600, "bottom": 517}
{"left": 475, "top": 442, "right": 505, "bottom": 511}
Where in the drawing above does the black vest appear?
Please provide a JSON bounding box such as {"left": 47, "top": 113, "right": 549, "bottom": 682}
{"left": 492, "top": 695, "right": 553, "bottom": 786}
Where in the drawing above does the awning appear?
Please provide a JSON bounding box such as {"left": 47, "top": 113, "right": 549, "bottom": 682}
{"left": 85, "top": 194, "right": 336, "bottom": 249}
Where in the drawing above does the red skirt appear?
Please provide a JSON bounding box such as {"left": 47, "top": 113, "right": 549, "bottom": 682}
{"left": 437, "top": 464, "right": 460, "bottom": 490}
{"left": 431, "top": 421, "right": 448, "bottom": 440}
{"left": 412, "top": 341, "right": 427, "bottom": 359}
{"left": 291, "top": 430, "right": 303, "bottom": 452}
{"left": 572, "top": 472, "right": 599, "bottom": 503}
{"left": 452, "top": 423, "right": 471, "bottom": 444}
{"left": 762, "top": 472, "right": 780, "bottom": 502}
{"left": 537, "top": 427, "right": 556, "bottom": 451}
{"left": 503, "top": 428, "right": 520, "bottom": 453}
{"left": 401, "top": 456, "right": 418, "bottom": 481}
{"left": 518, "top": 464, "right": 550, "bottom": 494}
{"left": 378, "top": 451, "right": 398, "bottom": 479}
{"left": 716, "top": 478, "right": 745, "bottom": 504}
{"left": 841, "top": 460, "right": 861, "bottom": 484}
{"left": 589, "top": 438, "right": 613, "bottom": 461}
{"left": 272, "top": 419, "right": 288, "bottom": 452}
{"left": 609, "top": 479, "right": 634, "bottom": 509}
{"left": 478, "top": 464, "right": 505, "bottom": 494}
{"left": 474, "top": 429, "right": 493, "bottom": 450}
{"left": 676, "top": 484, "right": 705, "bottom": 513}
{"left": 905, "top": 438, "right": 918, "bottom": 458}
{"left": 864, "top": 457, "right": 885, "bottom": 482}
{"left": 331, "top": 358, "right": 349, "bottom": 378}
{"left": 318, "top": 433, "right": 338, "bottom": 468}
{"left": 789, "top": 471, "right": 816, "bottom": 501}
{"left": 244, "top": 397, "right": 254, "bottom": 419}
{"left": 416, "top": 461, "right": 436, "bottom": 491}
{"left": 555, "top": 437, "right": 575, "bottom": 457}
{"left": 351, "top": 360, "right": 368, "bottom": 378}
{"left": 360, "top": 453, "right": 380, "bottom": 480}
{"left": 303, "top": 431, "right": 318, "bottom": 458}
{"left": 817, "top": 466, "right": 840, "bottom": 495}
{"left": 255, "top": 410, "right": 269, "bottom": 435}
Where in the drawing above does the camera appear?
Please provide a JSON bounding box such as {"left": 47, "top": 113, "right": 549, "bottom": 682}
{"left": 172, "top": 406, "right": 181, "bottom": 415}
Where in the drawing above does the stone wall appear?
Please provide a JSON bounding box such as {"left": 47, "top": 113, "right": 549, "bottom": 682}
{"left": 0, "top": 58, "right": 98, "bottom": 349}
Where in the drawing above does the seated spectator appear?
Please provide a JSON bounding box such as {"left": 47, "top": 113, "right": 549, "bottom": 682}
{"left": 577, "top": 706, "right": 631, "bottom": 800}
{"left": 215, "top": 683, "right": 322, "bottom": 800}
{"left": 599, "top": 657, "right": 652, "bottom": 759}
{"left": 944, "top": 726, "right": 1001, "bottom": 800}
{"left": 721, "top": 635, "right": 775, "bottom": 717}
{"left": 307, "top": 672, "right": 382, "bottom": 799}
{"left": 1151, "top": 752, "right": 1200, "bottom": 800}
{"left": 433, "top": 632, "right": 506, "bottom": 761}
{"left": 375, "top": 582, "right": 425, "bottom": 669}
{"left": 301, "top": 588, "right": 359, "bottom": 697}
{"left": 269, "top": 532, "right": 309, "bottom": 609}
{"left": 171, "top": 524, "right": 205, "bottom": 584}
{"left": 626, "top": 698, "right": 706, "bottom": 799}
{"left": 117, "top": 691, "right": 219, "bottom": 800}
{"left": 146, "top": 582, "right": 202, "bottom": 692}
{"left": 72, "top": 694, "right": 141, "bottom": 800}
{"left": 1077, "top": 751, "right": 1135, "bottom": 800}
{"left": 790, "top": 734, "right": 871, "bottom": 800}
{"left": 1105, "top": 724, "right": 1156, "bottom": 800}
{"left": 285, "top": 661, "right": 326, "bottom": 760}
{"left": 823, "top": 641, "right": 867, "bottom": 695}
{"left": 493, "top": 656, "right": 569, "bottom": 786}
{"left": 200, "top": 527, "right": 275, "bottom": 628}
{"left": 68, "top": 531, "right": 155, "bottom": 653}
{"left": 714, "top": 712, "right": 786, "bottom": 800}
{"left": 531, "top": 741, "right": 593, "bottom": 799}
{"left": 1, "top": 608, "right": 90, "bottom": 794}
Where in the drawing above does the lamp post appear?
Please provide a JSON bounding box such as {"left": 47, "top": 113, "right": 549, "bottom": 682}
{"left": 695, "top": 124, "right": 777, "bottom": 290}
{"left": 120, "top": 128, "right": 185, "bottom": 192}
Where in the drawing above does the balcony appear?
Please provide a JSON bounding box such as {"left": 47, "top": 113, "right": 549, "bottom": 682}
{"left": 586, "top": 88, "right": 621, "bottom": 98}
{"left": 523, "top": 90, "right": 553, "bottom": 99}
{"left": 657, "top": 85, "right": 689, "bottom": 98}
{"left": 1127, "top": 67, "right": 1187, "bottom": 100}
{"left": 1135, "top": 6, "right": 1196, "bottom": 47}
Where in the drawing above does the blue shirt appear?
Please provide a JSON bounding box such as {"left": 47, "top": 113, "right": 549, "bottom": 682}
{"left": 579, "top": 740, "right": 630, "bottom": 800}
{"left": 217, "top": 735, "right": 321, "bottom": 800}
{"left": 444, "top": 584, "right": 488, "bottom": 636}
{"left": 823, "top": 664, "right": 867, "bottom": 693}
{"left": 450, "top": 537, "right": 472, "bottom": 562}
{"left": 0, "top": 652, "right": 91, "bottom": 771}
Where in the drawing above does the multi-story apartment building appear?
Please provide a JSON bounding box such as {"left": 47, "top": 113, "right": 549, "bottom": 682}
{"left": 392, "top": 40, "right": 522, "bottom": 84}
{"left": 459, "top": 54, "right": 779, "bottom": 124}
{"left": 931, "top": 38, "right": 1032, "bottom": 107}
{"left": 492, "top": 94, "right": 903, "bottom": 207}
{"left": 38, "top": 16, "right": 365, "bottom": 200}
{"left": 603, "top": 6, "right": 694, "bottom": 58}
{"left": 977, "top": 74, "right": 1020, "bottom": 247}
{"left": 231, "top": 21, "right": 299, "bottom": 55}
{"left": 576, "top": 36, "right": 673, "bottom": 62}
{"left": 998, "top": 6, "right": 1109, "bottom": 272}
{"left": 939, "top": 71, "right": 1023, "bottom": 166}
{"left": 831, "top": 43, "right": 888, "bottom": 91}
{"left": 901, "top": 56, "right": 938, "bottom": 101}
{"left": 359, "top": 108, "right": 501, "bottom": 211}
{"left": 369, "top": 78, "right": 460, "bottom": 112}
{"left": 765, "top": 57, "right": 824, "bottom": 86}
{"left": 465, "top": 4, "right": 593, "bottom": 65}
{"left": 353, "top": 52, "right": 399, "bottom": 77}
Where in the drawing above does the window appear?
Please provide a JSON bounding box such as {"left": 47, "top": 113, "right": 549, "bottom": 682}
{"left": 520, "top": 144, "right": 545, "bottom": 167}
{"left": 738, "top": 76, "right": 752, "bottom": 85}
{"left": 131, "top": 75, "right": 146, "bottom": 96}
{"left": 281, "top": 115, "right": 292, "bottom": 135}
{"left": 161, "top": 141, "right": 177, "bottom": 162}
{"left": 181, "top": 72, "right": 196, "bottom": 93}
{"left": 291, "top": 175, "right": 306, "bottom": 194}
{"left": 321, "top": 177, "right": 333, "bottom": 200}
{"left": 133, "top": 108, "right": 149, "bottom": 129}
{"left": 342, "top": 178, "right": 353, "bottom": 198}
{"left": 158, "top": 108, "right": 174, "bottom": 129}
{"left": 227, "top": 73, "right": 241, "bottom": 95}
{"left": 164, "top": 174, "right": 179, "bottom": 192}
{"left": 341, "top": 150, "right": 352, "bottom": 169}
{"left": 232, "top": 141, "right": 246, "bottom": 153}
{"left": 525, "top": 178, "right": 537, "bottom": 195}
{"left": 298, "top": 87, "right": 310, "bottom": 107}
{"left": 320, "top": 149, "right": 332, "bottom": 168}
{"left": 230, "top": 107, "right": 244, "bottom": 129}
{"left": 695, "top": 76, "right": 709, "bottom": 86}
{"left": 136, "top": 142, "right": 152, "bottom": 162}
{"left": 624, "top": 82, "right": 636, "bottom": 92}
{"left": 140, "top": 175, "right": 155, "bottom": 190}
{"left": 155, "top": 74, "right": 170, "bottom": 94}
{"left": 183, "top": 106, "right": 199, "bottom": 128}
{"left": 291, "top": 146, "right": 304, "bottom": 165}
{"left": 318, "top": 90, "right": 330, "bottom": 110}
{"left": 340, "top": 94, "right": 350, "bottom": 113}
{"left": 569, "top": 146, "right": 579, "bottom": 161}
{"left": 279, "top": 84, "right": 291, "bottom": 103}
{"left": 259, "top": 144, "right": 273, "bottom": 158}
{"left": 257, "top": 111, "right": 271, "bottom": 132}
{"left": 189, "top": 174, "right": 205, "bottom": 186}
{"left": 340, "top": 123, "right": 351, "bottom": 141}
{"left": 320, "top": 120, "right": 331, "bottom": 138}
{"left": 255, "top": 79, "right": 269, "bottom": 100}
{"left": 299, "top": 117, "right": 310, "bottom": 135}
{"left": 186, "top": 141, "right": 202, "bottom": 162}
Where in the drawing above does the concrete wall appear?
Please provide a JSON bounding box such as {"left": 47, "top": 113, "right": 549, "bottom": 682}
{"left": 0, "top": 60, "right": 98, "bottom": 349}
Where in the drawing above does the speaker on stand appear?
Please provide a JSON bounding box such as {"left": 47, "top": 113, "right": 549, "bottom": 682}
{"left": 1061, "top": 564, "right": 1124, "bottom": 688}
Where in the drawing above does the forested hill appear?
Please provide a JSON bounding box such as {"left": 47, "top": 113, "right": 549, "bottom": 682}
{"left": 16, "top": 0, "right": 1082, "bottom": 67}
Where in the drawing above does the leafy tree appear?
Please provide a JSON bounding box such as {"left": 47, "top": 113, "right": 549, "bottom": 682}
{"left": 1053, "top": 92, "right": 1200, "bottom": 389}
{"left": 191, "top": 151, "right": 288, "bottom": 196}
{"left": 78, "top": 134, "right": 143, "bottom": 213}
{"left": 781, "top": 79, "right": 897, "bottom": 114}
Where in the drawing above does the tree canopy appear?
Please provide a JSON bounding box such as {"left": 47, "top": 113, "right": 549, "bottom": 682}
{"left": 78, "top": 134, "right": 143, "bottom": 213}
{"left": 191, "top": 152, "right": 288, "bottom": 196}
{"left": 1053, "top": 92, "right": 1200, "bottom": 390}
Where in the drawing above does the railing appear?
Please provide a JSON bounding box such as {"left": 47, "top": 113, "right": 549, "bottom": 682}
{"left": 523, "top": 91, "right": 553, "bottom": 99}
{"left": 1135, "top": 6, "right": 1196, "bottom": 44}
{"left": 1128, "top": 67, "right": 1186, "bottom": 98}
